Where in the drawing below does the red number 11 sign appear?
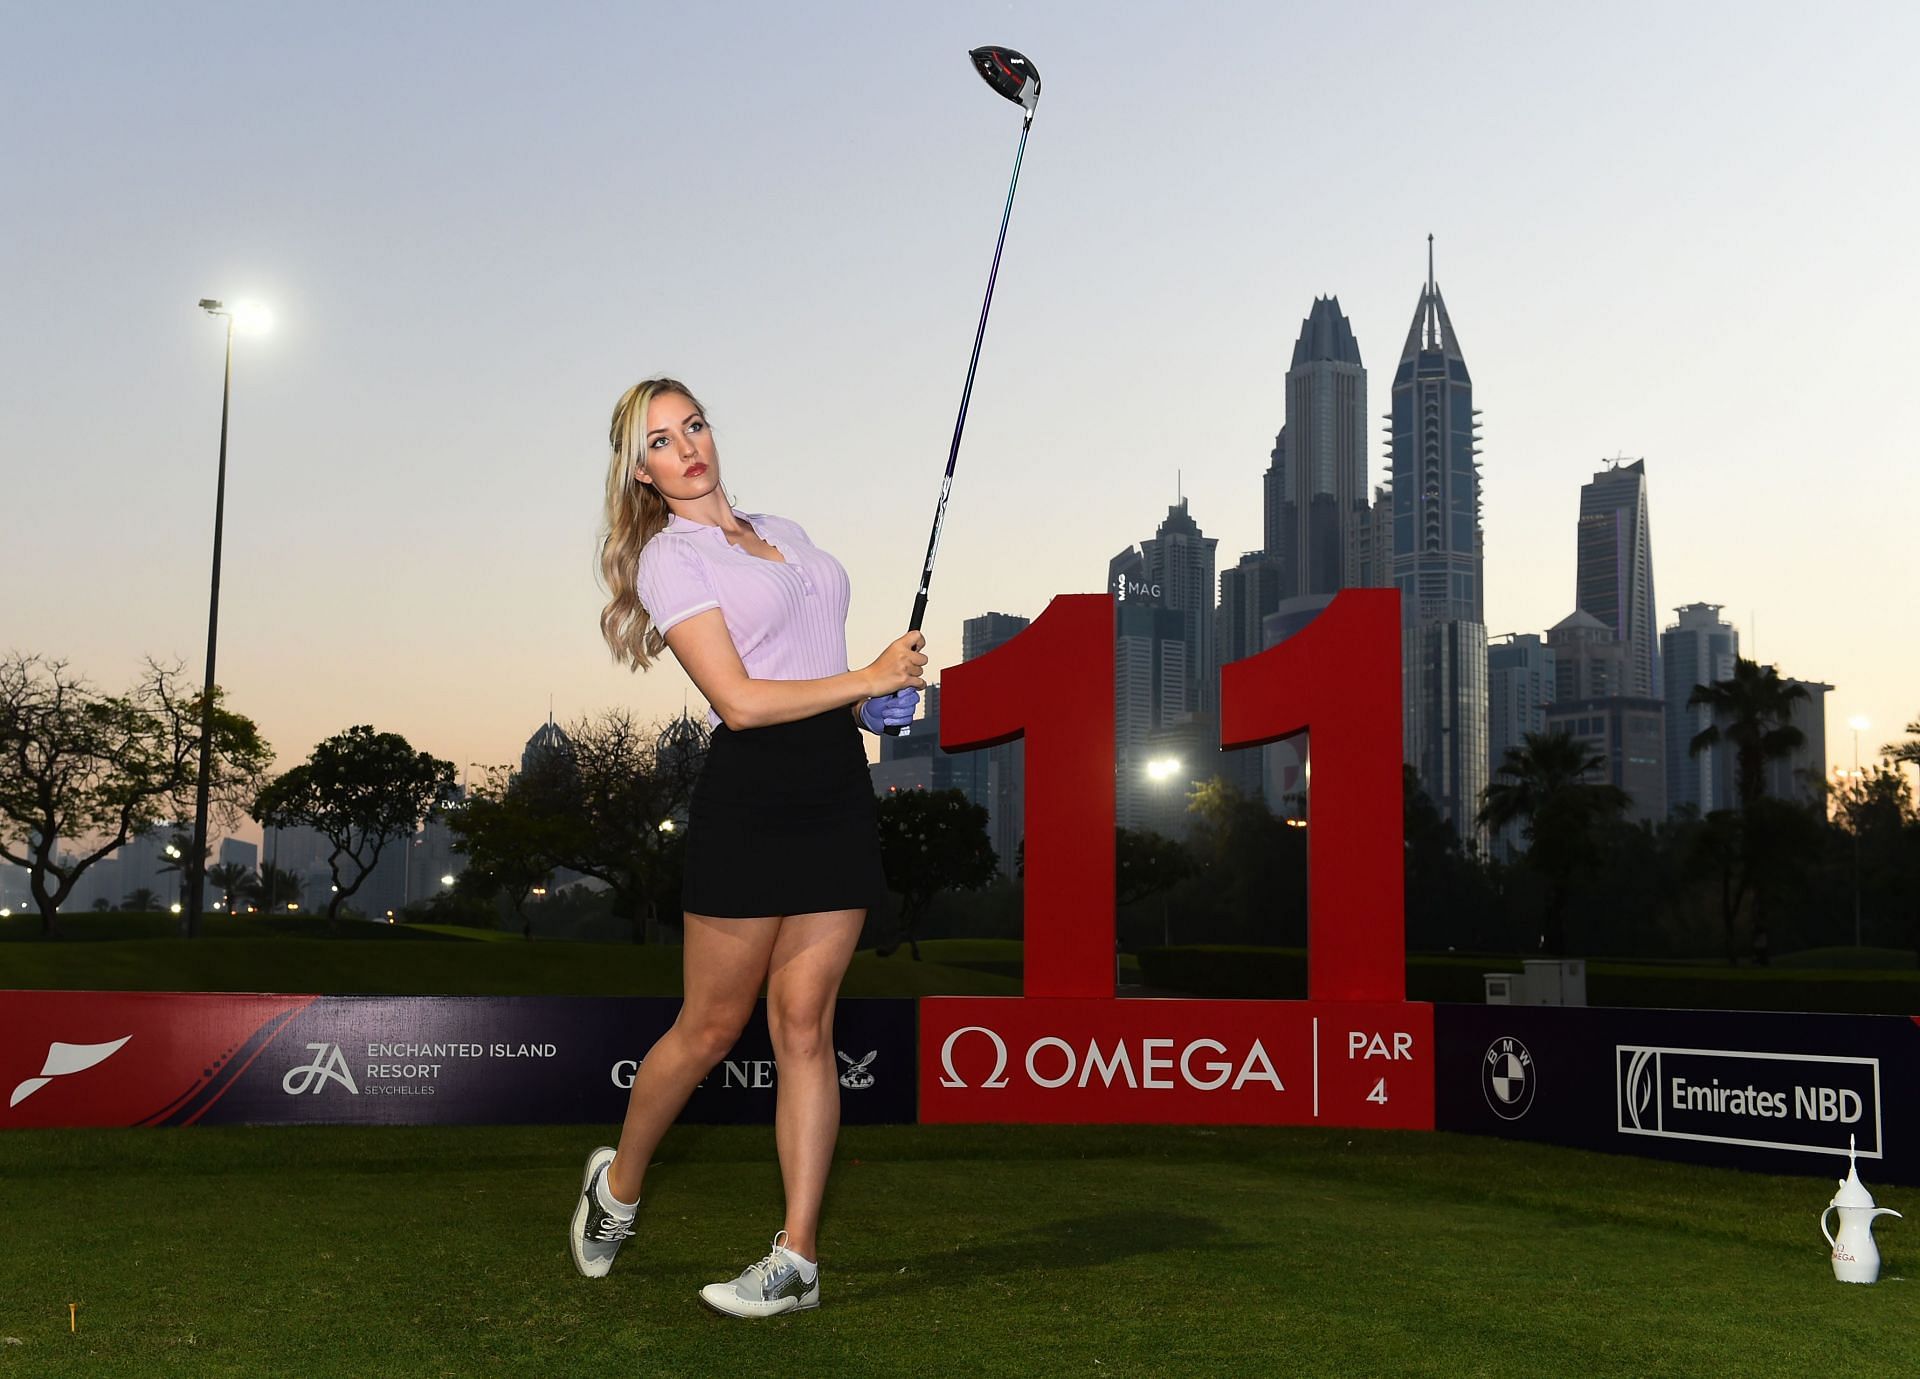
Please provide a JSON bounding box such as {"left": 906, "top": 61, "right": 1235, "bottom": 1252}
{"left": 918, "top": 588, "right": 1434, "bottom": 1128}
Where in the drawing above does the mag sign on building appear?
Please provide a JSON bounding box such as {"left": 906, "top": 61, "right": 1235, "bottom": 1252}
{"left": 920, "top": 590, "right": 1435, "bottom": 1129}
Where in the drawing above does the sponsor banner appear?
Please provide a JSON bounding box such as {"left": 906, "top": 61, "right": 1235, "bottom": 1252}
{"left": 0, "top": 992, "right": 916, "bottom": 1129}
{"left": 1437, "top": 1005, "right": 1920, "bottom": 1185}
{"left": 921, "top": 997, "right": 1434, "bottom": 1128}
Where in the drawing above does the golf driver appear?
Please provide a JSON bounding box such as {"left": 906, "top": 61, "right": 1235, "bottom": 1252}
{"left": 888, "top": 45, "right": 1041, "bottom": 737}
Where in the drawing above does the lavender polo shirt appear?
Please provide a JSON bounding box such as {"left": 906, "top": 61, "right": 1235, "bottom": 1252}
{"left": 634, "top": 509, "right": 853, "bottom": 729}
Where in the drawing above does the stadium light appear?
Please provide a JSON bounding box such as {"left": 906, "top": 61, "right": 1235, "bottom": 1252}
{"left": 1145, "top": 756, "right": 1182, "bottom": 782}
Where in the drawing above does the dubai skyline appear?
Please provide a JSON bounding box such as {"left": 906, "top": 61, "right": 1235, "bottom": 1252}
{"left": 5, "top": 3, "right": 1916, "bottom": 853}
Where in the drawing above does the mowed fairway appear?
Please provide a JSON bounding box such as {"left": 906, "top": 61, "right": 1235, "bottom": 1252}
{"left": 3, "top": 1123, "right": 1914, "bottom": 1378}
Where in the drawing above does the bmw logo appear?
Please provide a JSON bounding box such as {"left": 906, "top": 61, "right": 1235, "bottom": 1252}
{"left": 1481, "top": 1036, "right": 1535, "bottom": 1120}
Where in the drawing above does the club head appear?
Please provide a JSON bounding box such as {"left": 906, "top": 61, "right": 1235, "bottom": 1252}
{"left": 969, "top": 46, "right": 1041, "bottom": 115}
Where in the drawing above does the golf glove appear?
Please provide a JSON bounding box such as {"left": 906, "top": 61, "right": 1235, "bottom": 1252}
{"left": 859, "top": 688, "right": 920, "bottom": 734}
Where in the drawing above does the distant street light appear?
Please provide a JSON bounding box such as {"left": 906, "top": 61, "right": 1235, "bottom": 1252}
{"left": 1144, "top": 756, "right": 1182, "bottom": 783}
{"left": 185, "top": 296, "right": 268, "bottom": 939}
{"left": 170, "top": 902, "right": 182, "bottom": 915}
{"left": 658, "top": 819, "right": 676, "bottom": 833}
{"left": 441, "top": 873, "right": 456, "bottom": 888}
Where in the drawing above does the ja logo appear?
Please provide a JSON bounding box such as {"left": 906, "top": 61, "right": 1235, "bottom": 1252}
{"left": 282, "top": 1043, "right": 359, "bottom": 1095}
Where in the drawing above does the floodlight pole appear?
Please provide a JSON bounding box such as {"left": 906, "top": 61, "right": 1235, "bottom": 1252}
{"left": 186, "top": 300, "right": 235, "bottom": 939}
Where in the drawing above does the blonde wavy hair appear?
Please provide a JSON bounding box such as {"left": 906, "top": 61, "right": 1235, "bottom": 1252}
{"left": 598, "top": 377, "right": 711, "bottom": 671}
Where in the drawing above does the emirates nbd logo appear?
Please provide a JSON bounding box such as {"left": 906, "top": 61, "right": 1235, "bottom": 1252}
{"left": 1614, "top": 1043, "right": 1882, "bottom": 1159}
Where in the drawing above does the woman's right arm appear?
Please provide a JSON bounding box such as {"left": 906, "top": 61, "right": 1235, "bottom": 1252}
{"left": 663, "top": 610, "right": 926, "bottom": 731}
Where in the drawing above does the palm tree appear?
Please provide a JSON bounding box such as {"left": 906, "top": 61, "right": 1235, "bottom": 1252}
{"left": 253, "top": 861, "right": 304, "bottom": 912}
{"left": 121, "top": 886, "right": 161, "bottom": 913}
{"left": 1477, "top": 730, "right": 1629, "bottom": 955}
{"left": 1686, "top": 658, "right": 1811, "bottom": 962}
{"left": 1686, "top": 659, "right": 1809, "bottom": 810}
{"left": 206, "top": 861, "right": 252, "bottom": 914}
{"left": 1882, "top": 716, "right": 1920, "bottom": 788}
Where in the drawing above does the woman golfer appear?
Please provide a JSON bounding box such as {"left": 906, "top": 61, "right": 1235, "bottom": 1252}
{"left": 576, "top": 377, "right": 926, "bottom": 1317}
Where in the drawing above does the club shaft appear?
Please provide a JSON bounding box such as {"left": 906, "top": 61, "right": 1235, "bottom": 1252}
{"left": 908, "top": 117, "right": 1031, "bottom": 637}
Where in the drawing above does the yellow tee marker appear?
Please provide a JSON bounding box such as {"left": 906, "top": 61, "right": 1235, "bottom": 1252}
{"left": 68, "top": 1303, "right": 76, "bottom": 1332}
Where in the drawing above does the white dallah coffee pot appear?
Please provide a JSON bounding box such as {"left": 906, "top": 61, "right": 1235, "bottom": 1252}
{"left": 1821, "top": 1136, "right": 1901, "bottom": 1284}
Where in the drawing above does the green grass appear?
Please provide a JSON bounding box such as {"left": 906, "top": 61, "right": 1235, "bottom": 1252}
{"left": 0, "top": 935, "right": 1018, "bottom": 999}
{"left": 0, "top": 1124, "right": 1912, "bottom": 1377}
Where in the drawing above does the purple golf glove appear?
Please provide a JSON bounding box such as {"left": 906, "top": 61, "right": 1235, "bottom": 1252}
{"left": 859, "top": 688, "right": 920, "bottom": 734}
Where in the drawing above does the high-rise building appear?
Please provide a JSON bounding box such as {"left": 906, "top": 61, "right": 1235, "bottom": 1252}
{"left": 1544, "top": 695, "right": 1667, "bottom": 825}
{"left": 1548, "top": 610, "right": 1626, "bottom": 700}
{"left": 1487, "top": 632, "right": 1557, "bottom": 855}
{"left": 1146, "top": 499, "right": 1219, "bottom": 718}
{"left": 1661, "top": 603, "right": 1740, "bottom": 816}
{"left": 1216, "top": 553, "right": 1287, "bottom": 798}
{"left": 1765, "top": 678, "right": 1832, "bottom": 808}
{"left": 1115, "top": 601, "right": 1191, "bottom": 833}
{"left": 959, "top": 612, "right": 1030, "bottom": 876}
{"left": 1389, "top": 241, "right": 1487, "bottom": 834}
{"left": 1262, "top": 428, "right": 1289, "bottom": 575}
{"left": 874, "top": 683, "right": 952, "bottom": 795}
{"left": 217, "top": 838, "right": 258, "bottom": 871}
{"left": 1279, "top": 297, "right": 1370, "bottom": 598}
{"left": 1577, "top": 459, "right": 1660, "bottom": 700}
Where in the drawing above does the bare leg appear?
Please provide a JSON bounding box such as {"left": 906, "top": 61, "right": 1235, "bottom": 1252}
{"left": 764, "top": 908, "right": 866, "bottom": 1261}
{"left": 604, "top": 913, "right": 780, "bottom": 1205}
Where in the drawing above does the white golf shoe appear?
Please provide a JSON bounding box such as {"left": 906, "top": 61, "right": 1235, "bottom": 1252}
{"left": 698, "top": 1230, "right": 820, "bottom": 1317}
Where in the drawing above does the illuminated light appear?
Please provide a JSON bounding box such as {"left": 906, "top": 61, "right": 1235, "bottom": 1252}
{"left": 1144, "top": 757, "right": 1182, "bottom": 782}
{"left": 440, "top": 874, "right": 456, "bottom": 887}
{"left": 288, "top": 902, "right": 299, "bottom": 911}
{"left": 658, "top": 819, "right": 676, "bottom": 832}
{"left": 1848, "top": 715, "right": 1871, "bottom": 733}
{"left": 170, "top": 902, "right": 183, "bottom": 914}
{"left": 230, "top": 299, "right": 273, "bottom": 336}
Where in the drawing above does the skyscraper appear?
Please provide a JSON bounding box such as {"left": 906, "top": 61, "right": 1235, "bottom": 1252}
{"left": 960, "top": 611, "right": 1030, "bottom": 876}
{"left": 1216, "top": 552, "right": 1287, "bottom": 798}
{"left": 1144, "top": 498, "right": 1219, "bottom": 718}
{"left": 1661, "top": 603, "right": 1739, "bottom": 816}
{"left": 1389, "top": 241, "right": 1487, "bottom": 834}
{"left": 1577, "top": 459, "right": 1660, "bottom": 700}
{"left": 1279, "top": 297, "right": 1370, "bottom": 598}
{"left": 1488, "top": 632, "right": 1556, "bottom": 783}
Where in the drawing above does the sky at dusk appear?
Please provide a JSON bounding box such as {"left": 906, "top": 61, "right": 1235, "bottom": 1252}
{"left": 5, "top": 2, "right": 1917, "bottom": 850}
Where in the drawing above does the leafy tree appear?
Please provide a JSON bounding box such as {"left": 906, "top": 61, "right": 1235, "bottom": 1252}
{"left": 1687, "top": 659, "right": 1812, "bottom": 961}
{"left": 253, "top": 726, "right": 455, "bottom": 928}
{"left": 452, "top": 766, "right": 565, "bottom": 940}
{"left": 875, "top": 787, "right": 996, "bottom": 960}
{"left": 1116, "top": 826, "right": 1194, "bottom": 907}
{"left": 0, "top": 654, "right": 271, "bottom": 936}
{"left": 1477, "top": 730, "right": 1629, "bottom": 955}
{"left": 1185, "top": 775, "right": 1306, "bottom": 945}
{"left": 499, "top": 709, "right": 706, "bottom": 944}
{"left": 1116, "top": 826, "right": 1195, "bottom": 948}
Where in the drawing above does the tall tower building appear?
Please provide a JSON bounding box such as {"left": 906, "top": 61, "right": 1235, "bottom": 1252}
{"left": 1281, "top": 297, "right": 1370, "bottom": 598}
{"left": 1216, "top": 553, "right": 1287, "bottom": 798}
{"left": 959, "top": 611, "right": 1030, "bottom": 876}
{"left": 1389, "top": 240, "right": 1487, "bottom": 834}
{"left": 1661, "top": 603, "right": 1739, "bottom": 816}
{"left": 1262, "top": 427, "right": 1289, "bottom": 574}
{"left": 1577, "top": 459, "right": 1660, "bottom": 700}
{"left": 1142, "top": 498, "right": 1218, "bottom": 718}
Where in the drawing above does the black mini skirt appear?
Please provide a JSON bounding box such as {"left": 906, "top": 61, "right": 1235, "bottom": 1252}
{"left": 681, "top": 706, "right": 890, "bottom": 919}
